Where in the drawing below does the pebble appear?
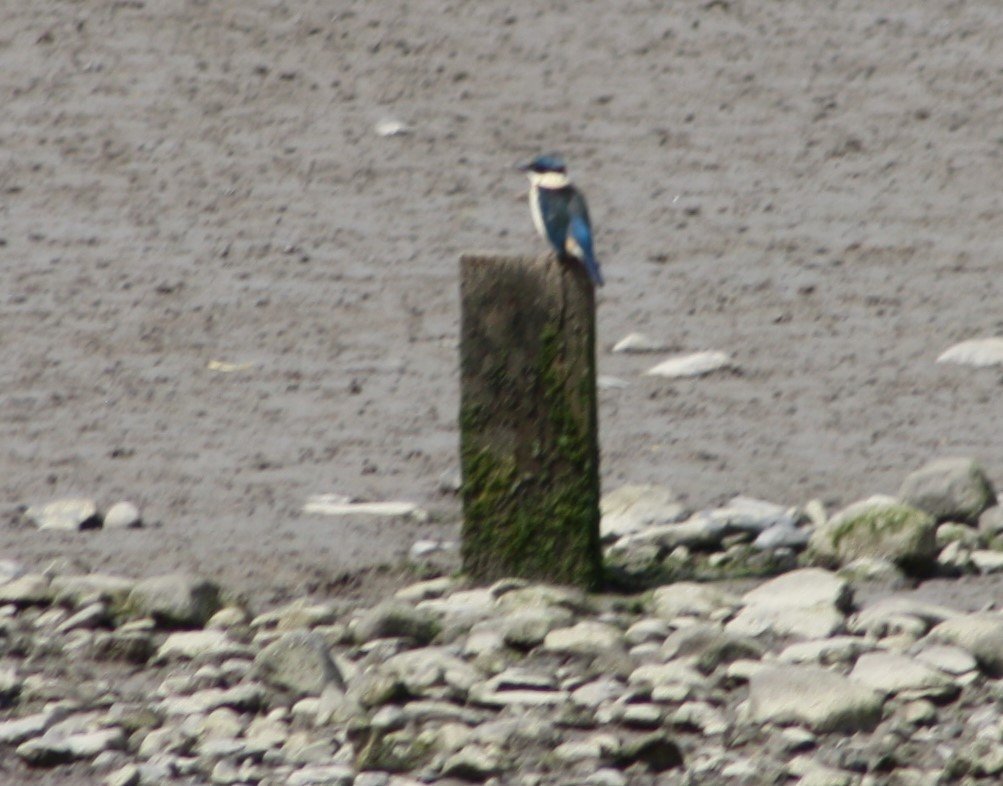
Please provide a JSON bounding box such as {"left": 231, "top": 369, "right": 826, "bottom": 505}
{"left": 936, "top": 336, "right": 1003, "bottom": 367}
{"left": 644, "top": 349, "right": 732, "bottom": 378}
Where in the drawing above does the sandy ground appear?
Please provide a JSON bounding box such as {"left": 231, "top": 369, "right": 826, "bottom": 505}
{"left": 1, "top": 0, "right": 1001, "bottom": 608}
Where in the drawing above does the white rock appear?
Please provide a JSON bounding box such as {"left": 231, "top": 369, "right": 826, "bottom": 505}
{"left": 597, "top": 375, "right": 630, "bottom": 389}
{"left": 937, "top": 336, "right": 1003, "bottom": 367}
{"left": 26, "top": 498, "right": 100, "bottom": 530}
{"left": 747, "top": 665, "right": 884, "bottom": 732}
{"left": 374, "top": 118, "right": 412, "bottom": 137}
{"left": 778, "top": 636, "right": 873, "bottom": 665}
{"left": 542, "top": 620, "right": 624, "bottom": 655}
{"left": 912, "top": 644, "right": 978, "bottom": 676}
{"left": 156, "top": 630, "right": 250, "bottom": 661}
{"left": 302, "top": 494, "right": 427, "bottom": 521}
{"left": 929, "top": 613, "right": 1003, "bottom": 676}
{"left": 849, "top": 597, "right": 959, "bottom": 638}
{"left": 104, "top": 501, "right": 142, "bottom": 529}
{"left": 650, "top": 581, "right": 740, "bottom": 620}
{"left": 972, "top": 550, "right": 1003, "bottom": 574}
{"left": 287, "top": 764, "right": 355, "bottom": 786}
{"left": 726, "top": 569, "right": 850, "bottom": 639}
{"left": 0, "top": 707, "right": 68, "bottom": 745}
{"left": 849, "top": 651, "right": 959, "bottom": 699}
{"left": 644, "top": 350, "right": 732, "bottom": 378}
{"left": 612, "top": 332, "right": 671, "bottom": 353}
{"left": 600, "top": 484, "right": 688, "bottom": 540}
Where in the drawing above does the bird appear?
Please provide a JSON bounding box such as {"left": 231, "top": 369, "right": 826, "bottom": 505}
{"left": 518, "top": 153, "right": 604, "bottom": 287}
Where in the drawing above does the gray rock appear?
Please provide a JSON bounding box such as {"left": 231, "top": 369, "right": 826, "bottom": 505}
{"left": 103, "top": 501, "right": 142, "bottom": 529}
{"left": 158, "top": 683, "right": 266, "bottom": 715}
{"left": 809, "top": 496, "right": 936, "bottom": 573}
{"left": 618, "top": 512, "right": 730, "bottom": 551}
{"left": 900, "top": 457, "right": 996, "bottom": 524}
{"left": 353, "top": 600, "right": 439, "bottom": 644}
{"left": 255, "top": 631, "right": 345, "bottom": 698}
{"left": 747, "top": 665, "right": 884, "bottom": 732}
{"left": 126, "top": 574, "right": 222, "bottom": 627}
{"left": 56, "top": 602, "right": 109, "bottom": 633}
{"left": 600, "top": 484, "right": 688, "bottom": 541}
{"left": 754, "top": 522, "right": 812, "bottom": 550}
{"left": 26, "top": 497, "right": 100, "bottom": 530}
{"left": 929, "top": 613, "right": 1003, "bottom": 676}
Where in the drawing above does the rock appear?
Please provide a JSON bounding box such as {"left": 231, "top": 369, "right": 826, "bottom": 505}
{"left": 380, "top": 646, "right": 481, "bottom": 697}
{"left": 126, "top": 574, "right": 222, "bottom": 627}
{"left": 809, "top": 496, "right": 937, "bottom": 573}
{"left": 937, "top": 336, "right": 1003, "bottom": 367}
{"left": 849, "top": 597, "right": 959, "bottom": 639}
{"left": 971, "top": 550, "right": 1003, "bottom": 574}
{"left": 899, "top": 457, "right": 996, "bottom": 524}
{"left": 612, "top": 332, "right": 671, "bottom": 353}
{"left": 106, "top": 764, "right": 141, "bottom": 786}
{"left": 979, "top": 506, "right": 1003, "bottom": 539}
{"left": 849, "top": 651, "right": 959, "bottom": 700}
{"left": 747, "top": 665, "right": 884, "bottom": 733}
{"left": 726, "top": 568, "right": 851, "bottom": 640}
{"left": 929, "top": 614, "right": 1003, "bottom": 676}
{"left": 499, "top": 605, "right": 574, "bottom": 649}
{"left": 255, "top": 631, "right": 346, "bottom": 698}
{"left": 103, "top": 501, "right": 142, "bottom": 529}
{"left": 0, "top": 707, "right": 68, "bottom": 745}
{"left": 912, "top": 644, "right": 978, "bottom": 676}
{"left": 650, "top": 581, "right": 740, "bottom": 620}
{"left": 16, "top": 727, "right": 125, "bottom": 765}
{"left": 644, "top": 350, "right": 732, "bottom": 378}
{"left": 156, "top": 629, "right": 251, "bottom": 661}
{"left": 353, "top": 601, "right": 439, "bottom": 644}
{"left": 542, "top": 620, "right": 624, "bottom": 656}
{"left": 0, "top": 573, "right": 52, "bottom": 605}
{"left": 286, "top": 764, "right": 356, "bottom": 786}
{"left": 25, "top": 498, "right": 101, "bottom": 530}
{"left": 440, "top": 743, "right": 504, "bottom": 780}
{"left": 778, "top": 636, "right": 872, "bottom": 666}
{"left": 600, "top": 484, "right": 688, "bottom": 541}
{"left": 50, "top": 574, "right": 135, "bottom": 606}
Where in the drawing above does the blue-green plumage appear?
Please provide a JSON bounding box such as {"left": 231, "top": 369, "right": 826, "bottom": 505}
{"left": 519, "top": 154, "right": 604, "bottom": 287}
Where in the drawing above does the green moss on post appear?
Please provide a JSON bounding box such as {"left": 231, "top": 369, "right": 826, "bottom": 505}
{"left": 458, "top": 253, "right": 602, "bottom": 589}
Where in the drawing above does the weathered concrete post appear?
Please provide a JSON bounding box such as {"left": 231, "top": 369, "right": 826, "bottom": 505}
{"left": 458, "top": 253, "right": 602, "bottom": 589}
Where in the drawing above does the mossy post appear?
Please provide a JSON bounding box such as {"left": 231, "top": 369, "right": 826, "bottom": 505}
{"left": 458, "top": 253, "right": 602, "bottom": 589}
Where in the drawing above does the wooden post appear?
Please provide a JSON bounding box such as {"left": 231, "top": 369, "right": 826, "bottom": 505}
{"left": 458, "top": 253, "right": 602, "bottom": 589}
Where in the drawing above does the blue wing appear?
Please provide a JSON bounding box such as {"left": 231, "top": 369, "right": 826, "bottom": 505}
{"left": 567, "top": 196, "right": 604, "bottom": 287}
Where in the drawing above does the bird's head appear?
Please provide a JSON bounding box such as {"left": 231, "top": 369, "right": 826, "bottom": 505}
{"left": 518, "top": 154, "right": 570, "bottom": 188}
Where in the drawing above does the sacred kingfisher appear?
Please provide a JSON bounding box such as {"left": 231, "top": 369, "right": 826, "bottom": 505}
{"left": 518, "top": 154, "right": 605, "bottom": 287}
